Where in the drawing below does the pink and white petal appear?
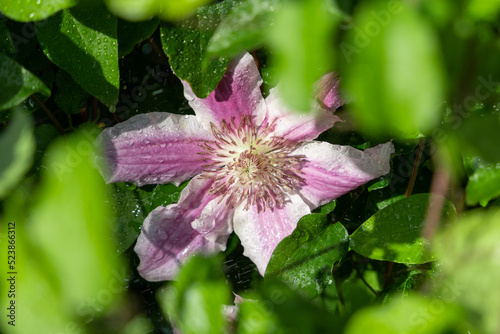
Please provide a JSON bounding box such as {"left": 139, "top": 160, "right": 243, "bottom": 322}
{"left": 191, "top": 198, "right": 234, "bottom": 248}
{"left": 233, "top": 194, "right": 311, "bottom": 275}
{"left": 316, "top": 73, "right": 342, "bottom": 112}
{"left": 264, "top": 87, "right": 341, "bottom": 143}
{"left": 294, "top": 141, "right": 395, "bottom": 209}
{"left": 134, "top": 177, "right": 229, "bottom": 281}
{"left": 181, "top": 52, "right": 266, "bottom": 130}
{"left": 95, "top": 112, "right": 212, "bottom": 186}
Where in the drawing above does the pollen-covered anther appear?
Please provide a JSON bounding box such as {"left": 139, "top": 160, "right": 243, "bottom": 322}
{"left": 199, "top": 115, "right": 306, "bottom": 212}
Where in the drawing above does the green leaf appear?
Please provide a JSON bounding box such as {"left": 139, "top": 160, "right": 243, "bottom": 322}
{"left": 0, "top": 20, "right": 15, "bottom": 56}
{"left": 0, "top": 0, "right": 77, "bottom": 22}
{"left": 110, "top": 181, "right": 188, "bottom": 253}
{"left": 269, "top": 0, "right": 338, "bottom": 111}
{"left": 0, "top": 131, "right": 126, "bottom": 333}
{"left": 350, "top": 194, "right": 456, "bottom": 264}
{"left": 266, "top": 213, "right": 349, "bottom": 298}
{"left": 29, "top": 131, "right": 126, "bottom": 309}
{"left": 105, "top": 0, "right": 213, "bottom": 22}
{"left": 465, "top": 158, "right": 500, "bottom": 206}
{"left": 238, "top": 279, "right": 337, "bottom": 334}
{"left": 434, "top": 209, "right": 500, "bottom": 333}
{"left": 467, "top": 0, "right": 500, "bottom": 21}
{"left": 0, "top": 110, "right": 35, "bottom": 199}
{"left": 380, "top": 268, "right": 429, "bottom": 304}
{"left": 342, "top": 1, "right": 445, "bottom": 138}
{"left": 320, "top": 200, "right": 337, "bottom": 215}
{"left": 54, "top": 69, "right": 90, "bottom": 114}
{"left": 367, "top": 172, "right": 393, "bottom": 192}
{"left": 344, "top": 295, "right": 463, "bottom": 334}
{"left": 458, "top": 113, "right": 500, "bottom": 163}
{"left": 35, "top": 4, "right": 119, "bottom": 111}
{"left": 0, "top": 53, "right": 51, "bottom": 111}
{"left": 160, "top": 0, "right": 239, "bottom": 98}
{"left": 118, "top": 18, "right": 159, "bottom": 57}
{"left": 0, "top": 187, "right": 74, "bottom": 334}
{"left": 207, "top": 0, "right": 283, "bottom": 58}
{"left": 159, "top": 255, "right": 231, "bottom": 334}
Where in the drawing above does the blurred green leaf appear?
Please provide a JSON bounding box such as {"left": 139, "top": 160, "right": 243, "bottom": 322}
{"left": 0, "top": 53, "right": 51, "bottom": 111}
{"left": 344, "top": 295, "right": 463, "bottom": 334}
{"left": 342, "top": 1, "right": 445, "bottom": 138}
{"left": 105, "top": 0, "right": 213, "bottom": 22}
{"left": 29, "top": 131, "right": 126, "bottom": 310}
{"left": 0, "top": 0, "right": 77, "bottom": 22}
{"left": 350, "top": 194, "right": 456, "bottom": 264}
{"left": 238, "top": 279, "right": 338, "bottom": 334}
{"left": 35, "top": 4, "right": 119, "bottom": 111}
{"left": 159, "top": 255, "right": 231, "bottom": 334}
{"left": 466, "top": 0, "right": 500, "bottom": 21}
{"left": 54, "top": 69, "right": 90, "bottom": 114}
{"left": 123, "top": 316, "right": 154, "bottom": 334}
{"left": 0, "top": 189, "right": 74, "bottom": 334}
{"left": 0, "top": 131, "right": 126, "bottom": 333}
{"left": 266, "top": 213, "right": 348, "bottom": 299}
{"left": 459, "top": 113, "right": 500, "bottom": 163}
{"left": 207, "top": 0, "right": 283, "bottom": 58}
{"left": 0, "top": 111, "right": 35, "bottom": 199}
{"left": 269, "top": 0, "right": 338, "bottom": 111}
{"left": 117, "top": 18, "right": 159, "bottom": 57}
{"left": 110, "top": 181, "right": 188, "bottom": 253}
{"left": 160, "top": 0, "right": 238, "bottom": 98}
{"left": 434, "top": 209, "right": 500, "bottom": 333}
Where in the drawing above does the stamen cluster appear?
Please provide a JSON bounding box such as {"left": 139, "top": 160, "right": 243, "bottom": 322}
{"left": 198, "top": 115, "right": 305, "bottom": 212}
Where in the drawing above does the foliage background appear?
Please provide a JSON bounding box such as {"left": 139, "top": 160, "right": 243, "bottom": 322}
{"left": 1, "top": 0, "right": 500, "bottom": 333}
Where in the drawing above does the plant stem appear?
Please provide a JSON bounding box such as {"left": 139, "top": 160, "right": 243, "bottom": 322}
{"left": 31, "top": 94, "right": 65, "bottom": 135}
{"left": 405, "top": 138, "right": 426, "bottom": 198}
{"left": 350, "top": 254, "right": 378, "bottom": 296}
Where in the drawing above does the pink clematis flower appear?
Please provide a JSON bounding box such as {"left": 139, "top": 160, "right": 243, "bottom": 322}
{"left": 96, "top": 53, "right": 394, "bottom": 281}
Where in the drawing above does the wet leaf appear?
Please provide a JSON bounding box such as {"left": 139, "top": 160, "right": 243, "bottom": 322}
{"left": 110, "top": 181, "right": 188, "bottom": 253}
{"left": 350, "top": 193, "right": 456, "bottom": 264}
{"left": 118, "top": 18, "right": 159, "bottom": 57}
{"left": 0, "top": 53, "right": 51, "bottom": 111}
{"left": 207, "top": 0, "right": 284, "bottom": 58}
{"left": 266, "top": 213, "right": 349, "bottom": 299}
{"left": 35, "top": 3, "right": 119, "bottom": 111}
{"left": 160, "top": 0, "right": 239, "bottom": 98}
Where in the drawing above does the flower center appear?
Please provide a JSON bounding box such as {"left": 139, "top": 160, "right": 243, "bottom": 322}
{"left": 198, "top": 115, "right": 305, "bottom": 212}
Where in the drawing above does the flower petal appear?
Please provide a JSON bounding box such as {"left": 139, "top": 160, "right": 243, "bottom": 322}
{"left": 134, "top": 176, "right": 227, "bottom": 281}
{"left": 264, "top": 87, "right": 341, "bottom": 143}
{"left": 191, "top": 197, "right": 234, "bottom": 247}
{"left": 316, "top": 73, "right": 342, "bottom": 112}
{"left": 181, "top": 52, "right": 266, "bottom": 130}
{"left": 95, "top": 112, "right": 212, "bottom": 186}
{"left": 294, "top": 141, "right": 395, "bottom": 209}
{"left": 233, "top": 194, "right": 311, "bottom": 275}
